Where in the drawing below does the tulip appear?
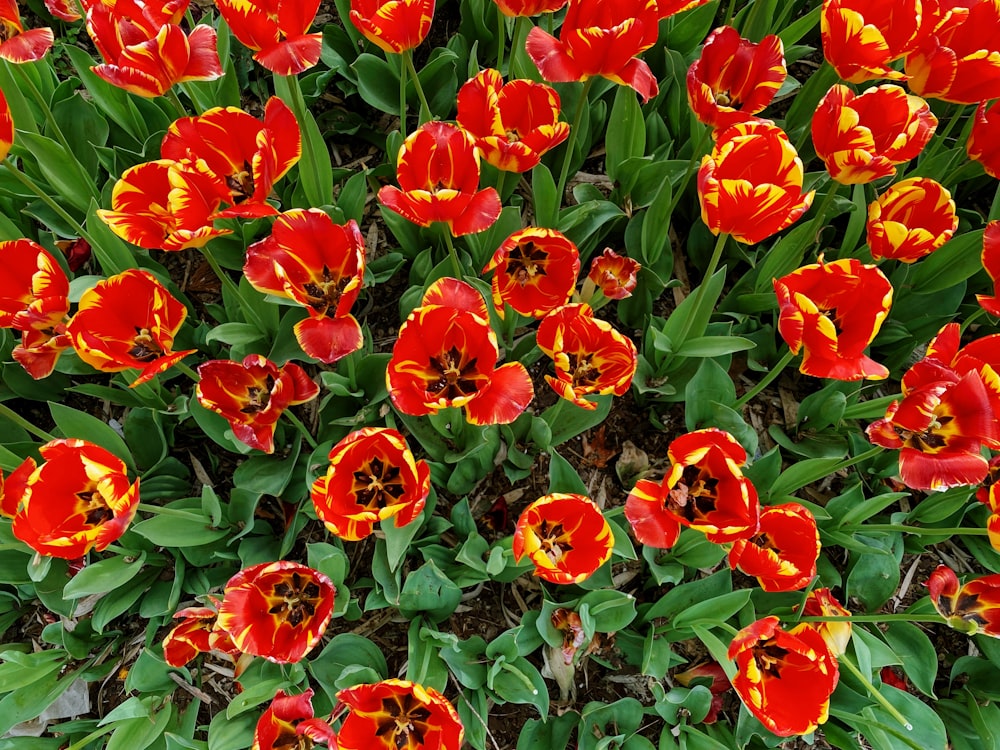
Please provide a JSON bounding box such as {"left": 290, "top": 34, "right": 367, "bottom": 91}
{"left": 251, "top": 690, "right": 337, "bottom": 750}
{"left": 582, "top": 249, "right": 640, "bottom": 302}
{"left": 927, "top": 565, "right": 1000, "bottom": 638}
{"left": 335, "top": 679, "right": 464, "bottom": 750}
{"left": 162, "top": 606, "right": 239, "bottom": 668}
{"left": 484, "top": 227, "right": 580, "bottom": 318}
{"left": 977, "top": 221, "right": 1000, "bottom": 316}
{"left": 493, "top": 0, "right": 566, "bottom": 15}
{"left": 968, "top": 99, "right": 1000, "bottom": 179}
{"left": 215, "top": 0, "right": 323, "bottom": 75}
{"left": 349, "top": 0, "right": 435, "bottom": 54}
{"left": 0, "top": 0, "right": 52, "bottom": 62}
{"left": 729, "top": 503, "right": 820, "bottom": 592}
{"left": 513, "top": 493, "right": 614, "bottom": 584}
{"left": 0, "top": 87, "right": 12, "bottom": 162}
{"left": 802, "top": 588, "right": 853, "bottom": 656}
{"left": 820, "top": 0, "right": 926, "bottom": 83}
{"left": 867, "top": 177, "right": 957, "bottom": 262}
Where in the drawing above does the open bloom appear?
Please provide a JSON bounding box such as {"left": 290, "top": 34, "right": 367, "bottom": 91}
{"left": 0, "top": 239, "right": 72, "bottom": 379}
{"left": 244, "top": 209, "right": 366, "bottom": 363}
{"left": 484, "top": 228, "right": 580, "bottom": 318}
{"left": 456, "top": 69, "right": 569, "bottom": 173}
{"left": 976, "top": 457, "right": 1000, "bottom": 552}
{"left": 335, "top": 679, "right": 464, "bottom": 750}
{"left": 582, "top": 249, "right": 640, "bottom": 301}
{"left": 927, "top": 565, "right": 1000, "bottom": 638}
{"left": 525, "top": 0, "right": 660, "bottom": 102}
{"left": 698, "top": 120, "right": 814, "bottom": 245}
{"left": 310, "top": 427, "right": 431, "bottom": 541}
{"left": 867, "top": 177, "right": 957, "bottom": 262}
{"left": 729, "top": 503, "right": 820, "bottom": 592}
{"left": 493, "top": 0, "right": 566, "bottom": 16}
{"left": 379, "top": 121, "right": 501, "bottom": 237}
{"left": 812, "top": 84, "right": 936, "bottom": 184}
{"left": 215, "top": 561, "right": 334, "bottom": 663}
{"left": 67, "top": 269, "right": 195, "bottom": 386}
{"left": 968, "top": 100, "right": 1000, "bottom": 179}
{"left": 0, "top": 0, "right": 53, "bottom": 62}
{"left": 513, "top": 493, "right": 613, "bottom": 584}
{"left": 977, "top": 222, "right": 1000, "bottom": 316}
{"left": 43, "top": 0, "right": 80, "bottom": 21}
{"left": 625, "top": 428, "right": 759, "bottom": 549}
{"left": 349, "top": 0, "right": 435, "bottom": 54}
{"left": 821, "top": 0, "right": 926, "bottom": 83}
{"left": 215, "top": 0, "right": 323, "bottom": 75}
{"left": 252, "top": 690, "right": 337, "bottom": 750}
{"left": 774, "top": 257, "right": 893, "bottom": 381}
{"left": 906, "top": 0, "right": 1000, "bottom": 103}
{"left": 1, "top": 439, "right": 139, "bottom": 559}
{"left": 537, "top": 303, "right": 637, "bottom": 409}
{"left": 728, "top": 617, "right": 839, "bottom": 737}
{"left": 161, "top": 97, "right": 301, "bottom": 218}
{"left": 687, "top": 25, "right": 786, "bottom": 131}
{"left": 97, "top": 160, "right": 231, "bottom": 251}
{"left": 802, "top": 588, "right": 853, "bottom": 656}
{"left": 196, "top": 355, "right": 319, "bottom": 454}
{"left": 386, "top": 277, "right": 534, "bottom": 425}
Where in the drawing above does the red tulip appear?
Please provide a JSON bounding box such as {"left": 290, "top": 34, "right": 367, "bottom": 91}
{"left": 728, "top": 617, "right": 839, "bottom": 736}
{"left": 583, "top": 249, "right": 640, "bottom": 301}
{"left": 484, "top": 228, "right": 580, "bottom": 318}
{"left": 243, "top": 209, "right": 366, "bottom": 363}
{"left": 66, "top": 268, "right": 195, "bottom": 386}
{"left": 310, "top": 427, "right": 431, "bottom": 541}
{"left": 657, "top": 0, "right": 713, "bottom": 19}
{"left": 525, "top": 0, "right": 660, "bottom": 102}
{"left": 687, "top": 25, "right": 786, "bottom": 131}
{"left": 0, "top": 0, "right": 52, "bottom": 62}
{"left": 386, "top": 277, "right": 534, "bottom": 425}
{"left": 512, "top": 493, "right": 614, "bottom": 584}
{"left": 976, "top": 458, "right": 1000, "bottom": 553}
{"left": 43, "top": 0, "right": 80, "bottom": 21}
{"left": 162, "top": 606, "right": 239, "bottom": 668}
{"left": 335, "top": 679, "right": 464, "bottom": 750}
{"left": 968, "top": 100, "right": 1000, "bottom": 180}
{"left": 493, "top": 0, "right": 566, "bottom": 16}
{"left": 774, "top": 256, "right": 893, "bottom": 381}
{"left": 821, "top": 0, "right": 926, "bottom": 83}
{"left": 456, "top": 69, "right": 569, "bottom": 173}
{"left": 536, "top": 303, "right": 637, "bottom": 409}
{"left": 2, "top": 439, "right": 139, "bottom": 559}
{"left": 349, "top": 0, "right": 435, "bottom": 54}
{"left": 812, "top": 84, "right": 937, "bottom": 185}
{"left": 674, "top": 662, "right": 730, "bottom": 724}
{"left": 379, "top": 122, "right": 501, "bottom": 237}
{"left": 215, "top": 0, "right": 323, "bottom": 75}
{"left": 867, "top": 177, "right": 957, "bottom": 263}
{"left": 801, "top": 588, "right": 853, "bottom": 656}
{"left": 728, "top": 502, "right": 820, "bottom": 592}
{"left": 928, "top": 565, "right": 1000, "bottom": 637}
{"left": 252, "top": 690, "right": 337, "bottom": 750}
{"left": 977, "top": 222, "right": 1000, "bottom": 316}
{"left": 0, "top": 87, "right": 12, "bottom": 162}
{"left": 698, "top": 120, "right": 814, "bottom": 245}
{"left": 625, "top": 428, "right": 759, "bottom": 549}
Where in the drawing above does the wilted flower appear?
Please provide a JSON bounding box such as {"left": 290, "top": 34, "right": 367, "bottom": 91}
{"left": 310, "top": 427, "right": 431, "bottom": 541}
{"left": 0, "top": 0, "right": 52, "bottom": 62}
{"left": 484, "top": 228, "right": 580, "bottom": 318}
{"left": 513, "top": 493, "right": 614, "bottom": 584}
{"left": 582, "top": 249, "right": 640, "bottom": 302}
{"left": 977, "top": 222, "right": 1000, "bottom": 316}
{"left": 456, "top": 69, "right": 569, "bottom": 173}
{"left": 801, "top": 588, "right": 853, "bottom": 656}
{"left": 968, "top": 100, "right": 1000, "bottom": 180}
{"left": 774, "top": 256, "right": 893, "bottom": 381}
{"left": 349, "top": 0, "right": 435, "bottom": 54}
{"left": 162, "top": 606, "right": 238, "bottom": 668}
{"left": 927, "top": 565, "right": 1000, "bottom": 638}
{"left": 698, "top": 120, "right": 814, "bottom": 245}
{"left": 335, "top": 679, "right": 464, "bottom": 750}
{"left": 867, "top": 177, "right": 957, "bottom": 263}
{"left": 820, "top": 0, "right": 926, "bottom": 83}
{"left": 811, "top": 84, "right": 936, "bottom": 184}
{"left": 1, "top": 439, "right": 139, "bottom": 559}
{"left": 215, "top": 0, "right": 323, "bottom": 75}
{"left": 687, "top": 26, "right": 786, "bottom": 131}
{"left": 729, "top": 503, "right": 820, "bottom": 592}
{"left": 252, "top": 690, "right": 337, "bottom": 750}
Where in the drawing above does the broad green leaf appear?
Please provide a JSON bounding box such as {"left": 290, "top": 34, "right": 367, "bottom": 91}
{"left": 63, "top": 552, "right": 146, "bottom": 598}
{"left": 49, "top": 402, "right": 136, "bottom": 472}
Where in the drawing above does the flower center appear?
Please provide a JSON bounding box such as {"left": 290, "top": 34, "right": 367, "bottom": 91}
{"left": 375, "top": 694, "right": 433, "bottom": 750}
{"left": 896, "top": 415, "right": 953, "bottom": 453}
{"left": 667, "top": 466, "right": 719, "bottom": 521}
{"left": 303, "top": 265, "right": 351, "bottom": 316}
{"left": 568, "top": 354, "right": 601, "bottom": 387}
{"left": 537, "top": 519, "right": 574, "bottom": 564}
{"left": 427, "top": 346, "right": 482, "bottom": 399}
{"left": 752, "top": 641, "right": 792, "bottom": 678}
{"left": 75, "top": 490, "right": 114, "bottom": 527}
{"left": 128, "top": 327, "right": 164, "bottom": 362}
{"left": 241, "top": 378, "right": 275, "bottom": 414}
{"left": 505, "top": 240, "right": 548, "bottom": 286}
{"left": 268, "top": 573, "right": 322, "bottom": 627}
{"left": 353, "top": 456, "right": 406, "bottom": 510}
{"left": 226, "top": 161, "right": 255, "bottom": 202}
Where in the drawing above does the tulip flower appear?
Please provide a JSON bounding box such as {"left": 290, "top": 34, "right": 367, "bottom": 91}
{"left": 820, "top": 0, "right": 926, "bottom": 83}
{"left": 728, "top": 616, "right": 839, "bottom": 736}
{"left": 386, "top": 277, "right": 534, "bottom": 425}
{"left": 0, "top": 239, "right": 72, "bottom": 379}
{"left": 483, "top": 228, "right": 580, "bottom": 318}
{"left": 867, "top": 177, "right": 958, "bottom": 262}
{"left": 43, "top": 0, "right": 80, "bottom": 22}
{"left": 252, "top": 690, "right": 337, "bottom": 750}
{"left": 335, "top": 679, "right": 464, "bottom": 750}
{"left": 0, "top": 88, "right": 12, "bottom": 162}
{"left": 215, "top": 561, "right": 334, "bottom": 664}
{"left": 162, "top": 606, "right": 239, "bottom": 668}
{"left": 493, "top": 0, "right": 566, "bottom": 15}
{"left": 196, "top": 355, "right": 320, "bottom": 454}
{"left": 906, "top": 0, "right": 1000, "bottom": 103}
{"left": 801, "top": 588, "right": 853, "bottom": 656}
{"left": 927, "top": 565, "right": 1000, "bottom": 638}
{"left": 674, "top": 662, "right": 730, "bottom": 724}
{"left": 215, "top": 0, "right": 323, "bottom": 75}
{"left": 0, "top": 0, "right": 53, "bottom": 62}
{"left": 728, "top": 503, "right": 819, "bottom": 592}
{"left": 310, "top": 427, "right": 431, "bottom": 541}
{"left": 774, "top": 257, "right": 893, "bottom": 381}
{"left": 582, "top": 249, "right": 640, "bottom": 302}
{"left": 379, "top": 121, "right": 502, "bottom": 237}
{"left": 625, "top": 428, "right": 760, "bottom": 549}
{"left": 968, "top": 100, "right": 1000, "bottom": 179}
{"left": 243, "top": 209, "right": 366, "bottom": 363}
{"left": 160, "top": 98, "right": 301, "bottom": 218}
{"left": 657, "top": 0, "right": 713, "bottom": 18}
{"left": 512, "top": 493, "right": 614, "bottom": 584}
{"left": 976, "top": 457, "right": 1000, "bottom": 552}
{"left": 698, "top": 120, "right": 814, "bottom": 245}
{"left": 1, "top": 439, "right": 139, "bottom": 559}
{"left": 536, "top": 303, "right": 637, "bottom": 409}
{"left": 97, "top": 160, "right": 231, "bottom": 252}
{"left": 66, "top": 269, "right": 196, "bottom": 386}
{"left": 525, "top": 0, "right": 660, "bottom": 102}
{"left": 349, "top": 0, "right": 435, "bottom": 54}
{"left": 456, "top": 69, "right": 570, "bottom": 173}
{"left": 687, "top": 26, "right": 787, "bottom": 131}
{"left": 977, "top": 222, "right": 1000, "bottom": 316}
{"left": 812, "top": 84, "right": 937, "bottom": 184}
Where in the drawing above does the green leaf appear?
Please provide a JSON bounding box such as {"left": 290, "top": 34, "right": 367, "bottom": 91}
{"left": 131, "top": 512, "right": 229, "bottom": 547}
{"left": 542, "top": 394, "right": 613, "bottom": 446}
{"left": 606, "top": 86, "right": 645, "bottom": 181}
{"left": 106, "top": 702, "right": 172, "bottom": 750}
{"left": 399, "top": 560, "right": 462, "bottom": 623}
{"left": 909, "top": 229, "right": 984, "bottom": 295}
{"left": 64, "top": 46, "right": 147, "bottom": 142}
{"left": 308, "top": 633, "right": 387, "bottom": 700}
{"left": 881, "top": 622, "right": 937, "bottom": 698}
{"left": 532, "top": 163, "right": 559, "bottom": 229}
{"left": 204, "top": 322, "right": 266, "bottom": 346}
{"left": 352, "top": 53, "right": 400, "bottom": 113}
{"left": 63, "top": 552, "right": 146, "bottom": 598}
{"left": 578, "top": 590, "right": 637, "bottom": 633}
{"left": 488, "top": 655, "right": 549, "bottom": 716}
{"left": 547, "top": 447, "right": 589, "bottom": 495}
{"left": 767, "top": 455, "right": 846, "bottom": 499}
{"left": 676, "top": 336, "right": 756, "bottom": 358}
{"left": 49, "top": 402, "right": 136, "bottom": 472}
{"left": 14, "top": 131, "right": 96, "bottom": 213}
{"left": 84, "top": 199, "right": 139, "bottom": 275}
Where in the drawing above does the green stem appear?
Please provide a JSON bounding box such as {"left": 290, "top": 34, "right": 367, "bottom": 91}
{"left": 555, "top": 77, "right": 595, "bottom": 209}
{"left": 12, "top": 63, "right": 81, "bottom": 165}
{"left": 398, "top": 49, "right": 408, "bottom": 139}
{"left": 962, "top": 307, "right": 988, "bottom": 333}
{"left": 838, "top": 653, "right": 914, "bottom": 731}
{"left": 673, "top": 231, "right": 729, "bottom": 346}
{"left": 165, "top": 89, "right": 187, "bottom": 119}
{"left": 734, "top": 347, "right": 796, "bottom": 409}
{"left": 809, "top": 180, "right": 842, "bottom": 247}
{"left": 0, "top": 401, "right": 55, "bottom": 442}
{"left": 200, "top": 244, "right": 267, "bottom": 332}
{"left": 797, "top": 613, "right": 943, "bottom": 624}
{"left": 2, "top": 162, "right": 88, "bottom": 236}
{"left": 920, "top": 103, "right": 961, "bottom": 165}
{"left": 509, "top": 16, "right": 530, "bottom": 78}
{"left": 277, "top": 73, "right": 331, "bottom": 206}
{"left": 442, "top": 229, "right": 464, "bottom": 278}
{"left": 663, "top": 124, "right": 711, "bottom": 220}
{"left": 63, "top": 725, "right": 116, "bottom": 750}
{"left": 496, "top": 6, "right": 507, "bottom": 76}
{"left": 723, "top": 0, "right": 737, "bottom": 27}
{"left": 175, "top": 361, "right": 200, "bottom": 382}
{"left": 402, "top": 50, "right": 432, "bottom": 126}
{"left": 137, "top": 503, "right": 208, "bottom": 520}
{"left": 840, "top": 524, "right": 989, "bottom": 536}
{"left": 284, "top": 410, "right": 317, "bottom": 450}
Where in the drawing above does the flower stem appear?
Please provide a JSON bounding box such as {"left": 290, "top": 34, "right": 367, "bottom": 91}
{"left": 200, "top": 244, "right": 267, "bottom": 332}
{"left": 442, "top": 229, "right": 464, "bottom": 278}
{"left": 0, "top": 401, "right": 55, "bottom": 442}
{"left": 555, "top": 77, "right": 595, "bottom": 209}
{"left": 962, "top": 307, "right": 988, "bottom": 333}
{"left": 733, "top": 347, "right": 796, "bottom": 408}
{"left": 165, "top": 89, "right": 187, "bottom": 119}
{"left": 284, "top": 410, "right": 317, "bottom": 450}
{"left": 838, "top": 653, "right": 913, "bottom": 731}
{"left": 175, "top": 361, "right": 200, "bottom": 382}
{"left": 840, "top": 524, "right": 989, "bottom": 536}
{"left": 809, "top": 180, "right": 841, "bottom": 247}
{"left": 797, "top": 613, "right": 943, "bottom": 624}
{"left": 496, "top": 7, "right": 507, "bottom": 76}
{"left": 663, "top": 123, "right": 711, "bottom": 220}
{"left": 402, "top": 50, "right": 432, "bottom": 126}
{"left": 399, "top": 49, "right": 408, "bottom": 139}
{"left": 2, "top": 162, "right": 88, "bottom": 236}
{"left": 672, "top": 231, "right": 729, "bottom": 346}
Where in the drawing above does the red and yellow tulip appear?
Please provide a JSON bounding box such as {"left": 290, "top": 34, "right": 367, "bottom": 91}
{"left": 162, "top": 605, "right": 239, "bottom": 668}
{"left": 977, "top": 221, "right": 1000, "bottom": 316}
{"left": 968, "top": 99, "right": 1000, "bottom": 180}
{"left": 928, "top": 565, "right": 1000, "bottom": 638}
{"left": 820, "top": 0, "right": 926, "bottom": 83}
{"left": 335, "top": 679, "right": 464, "bottom": 750}
{"left": 215, "top": 0, "right": 324, "bottom": 75}
{"left": 349, "top": 0, "right": 435, "bottom": 54}
{"left": 867, "top": 177, "right": 957, "bottom": 263}
{"left": 729, "top": 503, "right": 820, "bottom": 592}
{"left": 582, "top": 249, "right": 640, "bottom": 302}
{"left": 0, "top": 87, "right": 12, "bottom": 162}
{"left": 0, "top": 0, "right": 52, "bottom": 63}
{"left": 251, "top": 689, "right": 337, "bottom": 750}
{"left": 492, "top": 0, "right": 566, "bottom": 16}
{"left": 484, "top": 227, "right": 580, "bottom": 318}
{"left": 802, "top": 588, "right": 853, "bottom": 656}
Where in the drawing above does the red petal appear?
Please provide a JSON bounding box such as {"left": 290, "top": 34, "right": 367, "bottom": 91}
{"left": 293, "top": 315, "right": 364, "bottom": 364}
